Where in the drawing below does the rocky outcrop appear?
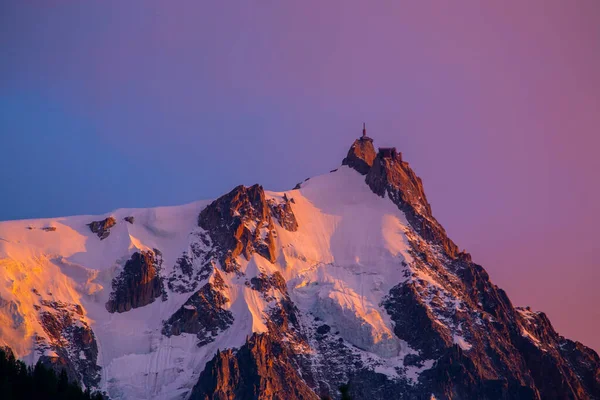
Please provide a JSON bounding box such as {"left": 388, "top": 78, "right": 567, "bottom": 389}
{"left": 162, "top": 271, "right": 234, "bottom": 346}
{"left": 124, "top": 216, "right": 135, "bottom": 224}
{"left": 106, "top": 250, "right": 166, "bottom": 313}
{"left": 189, "top": 333, "right": 318, "bottom": 400}
{"left": 87, "top": 217, "right": 116, "bottom": 240}
{"left": 36, "top": 300, "right": 101, "bottom": 388}
{"left": 198, "top": 184, "right": 277, "bottom": 273}
{"left": 342, "top": 137, "right": 377, "bottom": 175}
{"left": 268, "top": 196, "right": 298, "bottom": 232}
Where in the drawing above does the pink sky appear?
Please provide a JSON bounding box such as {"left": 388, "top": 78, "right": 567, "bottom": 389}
{"left": 1, "top": 1, "right": 599, "bottom": 350}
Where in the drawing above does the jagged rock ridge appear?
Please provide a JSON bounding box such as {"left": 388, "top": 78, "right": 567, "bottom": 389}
{"left": 198, "top": 184, "right": 278, "bottom": 273}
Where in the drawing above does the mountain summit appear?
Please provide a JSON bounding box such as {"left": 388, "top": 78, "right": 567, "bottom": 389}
{"left": 0, "top": 133, "right": 598, "bottom": 399}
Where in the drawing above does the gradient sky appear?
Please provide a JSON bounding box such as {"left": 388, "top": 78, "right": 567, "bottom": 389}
{"left": 1, "top": 1, "right": 599, "bottom": 351}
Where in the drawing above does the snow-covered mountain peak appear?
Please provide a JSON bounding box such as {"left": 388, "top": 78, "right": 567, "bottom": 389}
{"left": 0, "top": 137, "right": 598, "bottom": 399}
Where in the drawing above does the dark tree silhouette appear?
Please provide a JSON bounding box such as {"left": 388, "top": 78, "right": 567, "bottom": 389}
{"left": 0, "top": 347, "right": 106, "bottom": 400}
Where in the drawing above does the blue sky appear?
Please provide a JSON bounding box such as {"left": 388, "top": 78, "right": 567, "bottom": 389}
{"left": 1, "top": 1, "right": 600, "bottom": 350}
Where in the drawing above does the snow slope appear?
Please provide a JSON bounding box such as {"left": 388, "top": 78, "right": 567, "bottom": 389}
{"left": 0, "top": 166, "right": 422, "bottom": 399}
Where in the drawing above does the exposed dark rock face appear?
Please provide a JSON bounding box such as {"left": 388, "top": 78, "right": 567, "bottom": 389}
{"left": 377, "top": 217, "right": 600, "bottom": 400}
{"left": 87, "top": 217, "right": 117, "bottom": 240}
{"left": 559, "top": 338, "right": 600, "bottom": 397}
{"left": 342, "top": 137, "right": 377, "bottom": 175}
{"left": 106, "top": 250, "right": 166, "bottom": 313}
{"left": 198, "top": 184, "right": 277, "bottom": 273}
{"left": 35, "top": 300, "right": 101, "bottom": 388}
{"left": 124, "top": 216, "right": 135, "bottom": 224}
{"left": 268, "top": 197, "right": 298, "bottom": 232}
{"left": 189, "top": 334, "right": 319, "bottom": 400}
{"left": 41, "top": 226, "right": 57, "bottom": 232}
{"left": 163, "top": 271, "right": 234, "bottom": 347}
{"left": 384, "top": 282, "right": 453, "bottom": 360}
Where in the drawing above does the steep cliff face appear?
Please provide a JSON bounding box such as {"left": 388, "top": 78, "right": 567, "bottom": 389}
{"left": 106, "top": 250, "right": 166, "bottom": 313}
{"left": 0, "top": 135, "right": 597, "bottom": 400}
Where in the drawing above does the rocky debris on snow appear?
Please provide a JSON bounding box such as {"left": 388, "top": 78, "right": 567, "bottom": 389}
{"left": 106, "top": 250, "right": 166, "bottom": 313}
{"left": 123, "top": 216, "right": 135, "bottom": 224}
{"left": 87, "top": 217, "right": 117, "bottom": 240}
{"left": 168, "top": 230, "right": 216, "bottom": 294}
{"left": 250, "top": 271, "right": 287, "bottom": 297}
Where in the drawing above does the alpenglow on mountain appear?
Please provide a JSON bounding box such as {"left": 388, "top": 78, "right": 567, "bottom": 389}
{"left": 0, "top": 131, "right": 598, "bottom": 400}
